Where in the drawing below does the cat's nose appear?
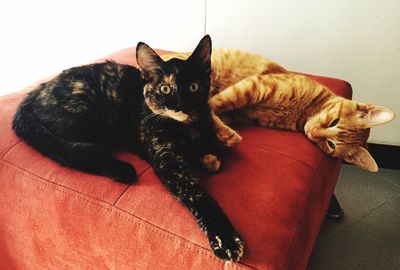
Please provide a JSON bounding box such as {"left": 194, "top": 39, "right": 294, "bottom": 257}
{"left": 175, "top": 103, "right": 183, "bottom": 111}
{"left": 310, "top": 128, "right": 321, "bottom": 138}
{"left": 176, "top": 95, "right": 184, "bottom": 111}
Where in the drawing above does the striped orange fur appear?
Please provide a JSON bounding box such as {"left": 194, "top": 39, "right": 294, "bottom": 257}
{"left": 162, "top": 49, "right": 395, "bottom": 172}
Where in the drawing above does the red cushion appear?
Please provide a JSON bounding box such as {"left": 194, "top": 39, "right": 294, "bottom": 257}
{"left": 0, "top": 48, "right": 352, "bottom": 269}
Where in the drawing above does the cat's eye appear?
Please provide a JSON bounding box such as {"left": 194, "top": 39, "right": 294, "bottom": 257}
{"left": 327, "top": 140, "right": 336, "bottom": 149}
{"left": 160, "top": 85, "right": 171, "bottom": 95}
{"left": 329, "top": 118, "right": 339, "bottom": 127}
{"left": 189, "top": 82, "right": 200, "bottom": 92}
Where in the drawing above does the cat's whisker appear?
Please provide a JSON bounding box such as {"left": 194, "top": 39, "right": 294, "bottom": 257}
{"left": 149, "top": 114, "right": 162, "bottom": 124}
{"left": 142, "top": 112, "right": 159, "bottom": 125}
{"left": 153, "top": 114, "right": 166, "bottom": 125}
{"left": 141, "top": 113, "right": 153, "bottom": 122}
{"left": 141, "top": 113, "right": 155, "bottom": 123}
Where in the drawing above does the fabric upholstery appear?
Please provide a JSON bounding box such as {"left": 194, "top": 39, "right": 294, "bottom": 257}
{"left": 0, "top": 47, "right": 352, "bottom": 269}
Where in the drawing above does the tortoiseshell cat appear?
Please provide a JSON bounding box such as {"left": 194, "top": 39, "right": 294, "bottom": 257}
{"left": 12, "top": 36, "right": 244, "bottom": 261}
{"left": 163, "top": 49, "right": 395, "bottom": 172}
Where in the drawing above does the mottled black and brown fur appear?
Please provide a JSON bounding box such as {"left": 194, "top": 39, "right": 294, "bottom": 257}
{"left": 12, "top": 35, "right": 244, "bottom": 261}
{"left": 13, "top": 61, "right": 143, "bottom": 181}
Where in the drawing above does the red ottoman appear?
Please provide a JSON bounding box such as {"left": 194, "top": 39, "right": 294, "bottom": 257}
{"left": 0, "top": 48, "right": 351, "bottom": 269}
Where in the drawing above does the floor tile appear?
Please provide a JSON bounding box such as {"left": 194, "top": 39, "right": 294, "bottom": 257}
{"left": 315, "top": 165, "right": 400, "bottom": 246}
{"left": 378, "top": 167, "right": 400, "bottom": 188}
{"left": 312, "top": 225, "right": 400, "bottom": 270}
{"left": 308, "top": 165, "right": 400, "bottom": 270}
{"left": 306, "top": 257, "right": 331, "bottom": 270}
{"left": 356, "top": 194, "right": 400, "bottom": 244}
{"left": 311, "top": 195, "right": 400, "bottom": 270}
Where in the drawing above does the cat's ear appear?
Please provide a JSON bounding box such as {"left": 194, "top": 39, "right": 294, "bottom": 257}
{"left": 343, "top": 146, "right": 378, "bottom": 172}
{"left": 188, "top": 35, "right": 212, "bottom": 73}
{"left": 136, "top": 42, "right": 164, "bottom": 74}
{"left": 357, "top": 103, "right": 395, "bottom": 127}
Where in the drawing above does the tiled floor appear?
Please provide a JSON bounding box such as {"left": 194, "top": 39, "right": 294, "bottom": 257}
{"left": 307, "top": 164, "right": 400, "bottom": 270}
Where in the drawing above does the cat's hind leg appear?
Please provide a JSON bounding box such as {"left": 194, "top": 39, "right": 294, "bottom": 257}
{"left": 12, "top": 101, "right": 137, "bottom": 183}
{"left": 71, "top": 152, "right": 137, "bottom": 184}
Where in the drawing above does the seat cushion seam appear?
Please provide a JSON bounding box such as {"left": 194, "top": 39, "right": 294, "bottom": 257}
{"left": 112, "top": 165, "right": 152, "bottom": 206}
{"left": 1, "top": 139, "right": 22, "bottom": 159}
{"left": 280, "top": 156, "right": 328, "bottom": 269}
{"left": 241, "top": 142, "right": 317, "bottom": 172}
{"left": 1, "top": 158, "right": 114, "bottom": 204}
{"left": 1, "top": 159, "right": 252, "bottom": 269}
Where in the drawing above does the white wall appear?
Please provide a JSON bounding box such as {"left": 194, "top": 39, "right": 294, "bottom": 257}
{"left": 0, "top": 0, "right": 205, "bottom": 94}
{"left": 1, "top": 0, "right": 399, "bottom": 145}
{"left": 207, "top": 0, "right": 400, "bottom": 146}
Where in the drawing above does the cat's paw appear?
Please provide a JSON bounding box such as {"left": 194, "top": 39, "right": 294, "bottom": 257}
{"left": 107, "top": 160, "right": 137, "bottom": 184}
{"left": 216, "top": 128, "right": 243, "bottom": 147}
{"left": 200, "top": 154, "right": 221, "bottom": 173}
{"left": 209, "top": 232, "right": 244, "bottom": 262}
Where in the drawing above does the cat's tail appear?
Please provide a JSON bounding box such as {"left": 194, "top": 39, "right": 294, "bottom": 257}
{"left": 12, "top": 100, "right": 109, "bottom": 166}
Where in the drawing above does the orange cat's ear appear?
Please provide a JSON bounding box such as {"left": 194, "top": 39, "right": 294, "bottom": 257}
{"left": 357, "top": 103, "right": 395, "bottom": 127}
{"left": 343, "top": 146, "right": 378, "bottom": 172}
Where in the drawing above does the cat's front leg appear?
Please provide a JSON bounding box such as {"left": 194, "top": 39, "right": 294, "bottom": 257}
{"left": 199, "top": 153, "right": 221, "bottom": 173}
{"left": 209, "top": 74, "right": 279, "bottom": 147}
{"left": 148, "top": 139, "right": 244, "bottom": 261}
{"left": 210, "top": 111, "right": 242, "bottom": 147}
{"left": 189, "top": 128, "right": 222, "bottom": 173}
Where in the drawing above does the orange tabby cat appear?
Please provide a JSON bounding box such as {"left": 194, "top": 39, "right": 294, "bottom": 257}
{"left": 162, "top": 49, "right": 395, "bottom": 172}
